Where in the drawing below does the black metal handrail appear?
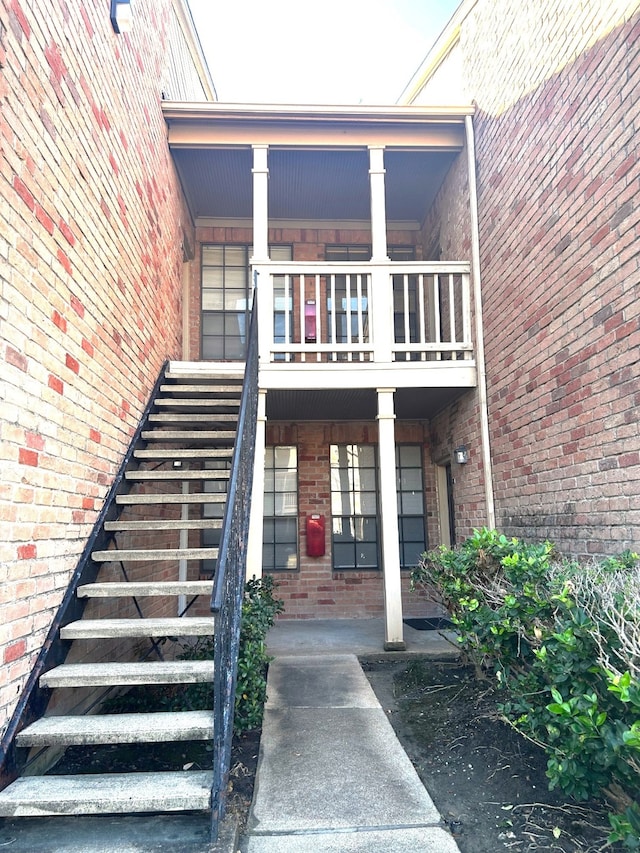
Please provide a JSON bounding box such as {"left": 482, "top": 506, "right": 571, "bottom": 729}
{"left": 210, "top": 295, "right": 259, "bottom": 840}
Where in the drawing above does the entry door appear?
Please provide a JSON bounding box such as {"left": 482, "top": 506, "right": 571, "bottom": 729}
{"left": 436, "top": 463, "right": 456, "bottom": 547}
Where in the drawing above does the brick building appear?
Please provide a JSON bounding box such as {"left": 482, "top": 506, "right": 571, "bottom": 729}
{"left": 401, "top": 0, "right": 640, "bottom": 557}
{"left": 0, "top": 0, "right": 214, "bottom": 736}
{"left": 0, "top": 0, "right": 638, "bottom": 813}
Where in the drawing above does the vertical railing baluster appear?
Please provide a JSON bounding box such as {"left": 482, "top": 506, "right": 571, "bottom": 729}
{"left": 298, "top": 274, "right": 305, "bottom": 364}
{"left": 462, "top": 272, "right": 472, "bottom": 359}
{"left": 448, "top": 273, "right": 457, "bottom": 360}
{"left": 315, "top": 274, "right": 322, "bottom": 362}
{"left": 284, "top": 274, "right": 291, "bottom": 362}
{"left": 356, "top": 274, "right": 364, "bottom": 362}
{"left": 402, "top": 274, "right": 411, "bottom": 362}
{"left": 345, "top": 274, "right": 353, "bottom": 361}
{"left": 330, "top": 274, "right": 337, "bottom": 361}
{"left": 418, "top": 274, "right": 427, "bottom": 361}
{"left": 433, "top": 274, "right": 442, "bottom": 360}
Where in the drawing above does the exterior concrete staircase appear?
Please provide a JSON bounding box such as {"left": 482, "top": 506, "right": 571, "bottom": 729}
{"left": 0, "top": 365, "right": 244, "bottom": 818}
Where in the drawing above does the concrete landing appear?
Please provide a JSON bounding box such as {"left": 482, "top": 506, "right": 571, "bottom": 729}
{"left": 243, "top": 654, "right": 459, "bottom": 853}
{"left": 266, "top": 617, "right": 459, "bottom": 659}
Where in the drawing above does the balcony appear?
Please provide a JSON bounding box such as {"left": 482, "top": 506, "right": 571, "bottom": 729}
{"left": 255, "top": 261, "right": 476, "bottom": 397}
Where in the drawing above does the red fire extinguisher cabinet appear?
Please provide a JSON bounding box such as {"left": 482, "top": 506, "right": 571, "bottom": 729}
{"left": 306, "top": 514, "right": 325, "bottom": 557}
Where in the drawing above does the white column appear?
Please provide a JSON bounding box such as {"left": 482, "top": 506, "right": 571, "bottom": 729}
{"left": 377, "top": 388, "right": 405, "bottom": 650}
{"left": 251, "top": 145, "right": 269, "bottom": 263}
{"left": 465, "top": 115, "right": 496, "bottom": 528}
{"left": 246, "top": 389, "right": 267, "bottom": 580}
{"left": 369, "top": 146, "right": 389, "bottom": 262}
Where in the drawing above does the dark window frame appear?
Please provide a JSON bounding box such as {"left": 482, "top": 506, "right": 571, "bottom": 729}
{"left": 263, "top": 444, "right": 299, "bottom": 573}
{"left": 330, "top": 443, "right": 380, "bottom": 571}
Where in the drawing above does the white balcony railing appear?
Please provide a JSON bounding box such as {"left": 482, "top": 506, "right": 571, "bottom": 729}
{"left": 254, "top": 262, "right": 472, "bottom": 367}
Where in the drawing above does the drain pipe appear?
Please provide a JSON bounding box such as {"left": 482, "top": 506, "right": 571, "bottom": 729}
{"left": 465, "top": 114, "right": 496, "bottom": 529}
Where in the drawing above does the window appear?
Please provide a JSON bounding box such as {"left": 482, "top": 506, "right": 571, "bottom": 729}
{"left": 330, "top": 444, "right": 378, "bottom": 570}
{"left": 263, "top": 446, "right": 298, "bottom": 571}
{"left": 396, "top": 445, "right": 427, "bottom": 568}
{"left": 201, "top": 244, "right": 292, "bottom": 360}
{"left": 325, "top": 245, "right": 371, "bottom": 262}
{"left": 201, "top": 245, "right": 250, "bottom": 360}
{"left": 330, "top": 443, "right": 426, "bottom": 573}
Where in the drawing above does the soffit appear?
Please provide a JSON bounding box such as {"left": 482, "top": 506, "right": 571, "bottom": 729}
{"left": 172, "top": 147, "right": 459, "bottom": 223}
{"left": 265, "top": 386, "right": 468, "bottom": 421}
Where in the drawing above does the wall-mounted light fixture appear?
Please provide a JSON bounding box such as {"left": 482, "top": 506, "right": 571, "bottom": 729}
{"left": 110, "top": 0, "right": 133, "bottom": 34}
{"left": 454, "top": 446, "right": 469, "bottom": 464}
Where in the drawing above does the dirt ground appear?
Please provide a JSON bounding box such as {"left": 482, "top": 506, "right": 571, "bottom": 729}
{"left": 363, "top": 657, "right": 622, "bottom": 853}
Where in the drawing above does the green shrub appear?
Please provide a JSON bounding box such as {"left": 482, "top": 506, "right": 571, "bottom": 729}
{"left": 412, "top": 530, "right": 640, "bottom": 848}
{"left": 175, "top": 574, "right": 284, "bottom": 733}
{"left": 234, "top": 574, "right": 284, "bottom": 732}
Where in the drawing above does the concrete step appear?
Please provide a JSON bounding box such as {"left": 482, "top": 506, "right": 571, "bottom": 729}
{"left": 104, "top": 519, "right": 223, "bottom": 532}
{"left": 159, "top": 383, "right": 242, "bottom": 395}
{"left": 60, "top": 617, "right": 215, "bottom": 640}
{"left": 148, "top": 414, "right": 238, "bottom": 425}
{"left": 40, "top": 661, "right": 214, "bottom": 688}
{"left": 16, "top": 710, "right": 214, "bottom": 747}
{"left": 165, "top": 366, "right": 244, "bottom": 382}
{"left": 125, "top": 469, "right": 230, "bottom": 481}
{"left": 91, "top": 547, "right": 219, "bottom": 561}
{"left": 141, "top": 430, "right": 236, "bottom": 442}
{"left": 134, "top": 448, "right": 234, "bottom": 460}
{"left": 77, "top": 581, "right": 214, "bottom": 598}
{"left": 116, "top": 493, "right": 226, "bottom": 505}
{"left": 155, "top": 398, "right": 240, "bottom": 408}
{"left": 0, "top": 771, "right": 212, "bottom": 816}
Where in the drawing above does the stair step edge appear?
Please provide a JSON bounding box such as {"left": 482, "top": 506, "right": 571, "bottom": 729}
{"left": 40, "top": 661, "right": 214, "bottom": 688}
{"left": 115, "top": 493, "right": 226, "bottom": 504}
{"left": 16, "top": 710, "right": 214, "bottom": 746}
{"left": 77, "top": 581, "right": 214, "bottom": 597}
{"left": 91, "top": 548, "right": 219, "bottom": 561}
{"left": 104, "top": 519, "right": 223, "bottom": 531}
{"left": 60, "top": 617, "right": 215, "bottom": 640}
{"left": 0, "top": 771, "right": 213, "bottom": 816}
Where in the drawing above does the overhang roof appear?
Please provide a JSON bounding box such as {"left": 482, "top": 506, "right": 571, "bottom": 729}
{"left": 162, "top": 102, "right": 474, "bottom": 225}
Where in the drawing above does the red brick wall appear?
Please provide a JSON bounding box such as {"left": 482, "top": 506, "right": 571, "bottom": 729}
{"left": 0, "top": 0, "right": 194, "bottom": 729}
{"left": 420, "top": 146, "right": 488, "bottom": 543}
{"left": 412, "top": 3, "right": 640, "bottom": 556}
{"left": 265, "top": 421, "right": 443, "bottom": 620}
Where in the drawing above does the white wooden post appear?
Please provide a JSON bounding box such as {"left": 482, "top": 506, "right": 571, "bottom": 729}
{"left": 377, "top": 388, "right": 405, "bottom": 650}
{"left": 369, "top": 146, "right": 389, "bottom": 262}
{"left": 246, "top": 389, "right": 267, "bottom": 581}
{"left": 369, "top": 147, "right": 392, "bottom": 364}
{"left": 251, "top": 145, "right": 269, "bottom": 263}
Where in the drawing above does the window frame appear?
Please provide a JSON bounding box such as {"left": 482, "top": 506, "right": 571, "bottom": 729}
{"left": 200, "top": 243, "right": 292, "bottom": 360}
{"left": 262, "top": 445, "right": 299, "bottom": 573}
{"left": 330, "top": 443, "right": 380, "bottom": 571}
{"left": 395, "top": 444, "right": 427, "bottom": 570}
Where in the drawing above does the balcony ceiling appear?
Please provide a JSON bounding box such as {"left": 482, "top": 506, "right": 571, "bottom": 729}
{"left": 265, "top": 386, "right": 469, "bottom": 422}
{"left": 164, "top": 103, "right": 472, "bottom": 226}
{"left": 172, "top": 148, "right": 459, "bottom": 224}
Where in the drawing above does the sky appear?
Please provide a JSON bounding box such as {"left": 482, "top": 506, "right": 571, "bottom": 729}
{"left": 187, "top": 0, "right": 460, "bottom": 105}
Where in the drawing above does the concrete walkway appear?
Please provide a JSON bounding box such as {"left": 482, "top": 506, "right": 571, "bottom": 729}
{"left": 242, "top": 648, "right": 460, "bottom": 852}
